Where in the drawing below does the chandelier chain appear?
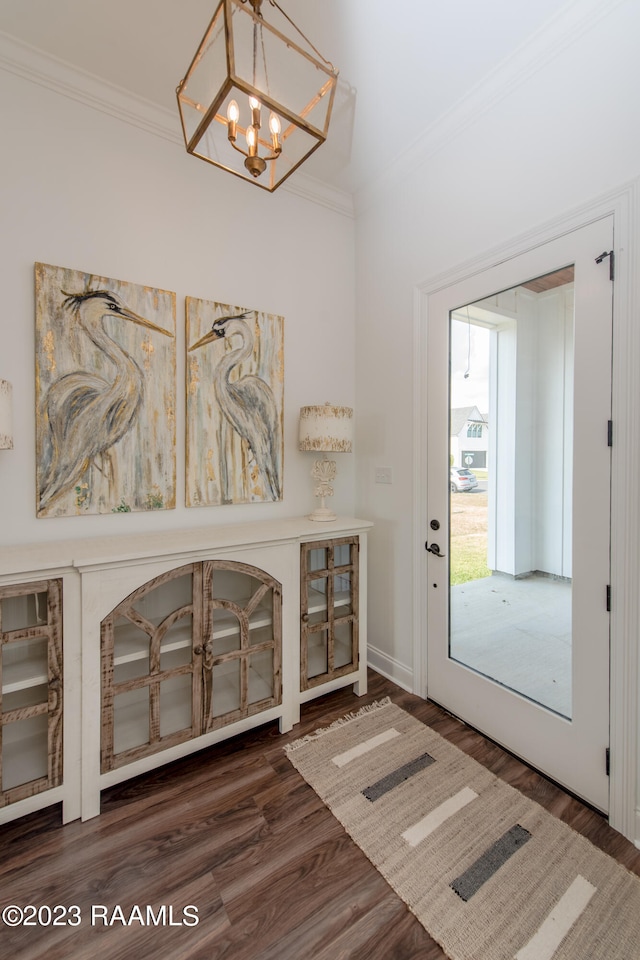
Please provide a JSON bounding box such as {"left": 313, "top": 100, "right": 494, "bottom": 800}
{"left": 253, "top": 19, "right": 270, "bottom": 95}
{"left": 266, "top": 0, "right": 336, "bottom": 72}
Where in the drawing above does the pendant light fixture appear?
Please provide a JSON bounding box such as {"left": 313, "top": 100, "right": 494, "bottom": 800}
{"left": 177, "top": 0, "right": 338, "bottom": 192}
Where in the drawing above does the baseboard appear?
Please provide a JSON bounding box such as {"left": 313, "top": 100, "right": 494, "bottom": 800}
{"left": 367, "top": 645, "right": 414, "bottom": 693}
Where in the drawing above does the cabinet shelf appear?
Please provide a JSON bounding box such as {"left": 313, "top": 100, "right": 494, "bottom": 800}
{"left": 112, "top": 606, "right": 274, "bottom": 667}
{"left": 113, "top": 619, "right": 192, "bottom": 666}
{"left": 2, "top": 664, "right": 49, "bottom": 695}
{"left": 307, "top": 588, "right": 351, "bottom": 614}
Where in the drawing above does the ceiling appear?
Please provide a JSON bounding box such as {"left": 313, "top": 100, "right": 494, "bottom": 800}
{"left": 0, "top": 0, "right": 571, "bottom": 194}
{"left": 522, "top": 267, "right": 575, "bottom": 293}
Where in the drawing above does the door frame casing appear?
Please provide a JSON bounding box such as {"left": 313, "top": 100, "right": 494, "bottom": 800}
{"left": 413, "top": 181, "right": 638, "bottom": 841}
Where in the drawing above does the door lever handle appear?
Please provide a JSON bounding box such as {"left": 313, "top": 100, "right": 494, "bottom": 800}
{"left": 425, "top": 542, "right": 446, "bottom": 558}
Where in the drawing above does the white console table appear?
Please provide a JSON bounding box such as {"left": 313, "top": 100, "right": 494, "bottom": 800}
{"left": 0, "top": 516, "right": 371, "bottom": 823}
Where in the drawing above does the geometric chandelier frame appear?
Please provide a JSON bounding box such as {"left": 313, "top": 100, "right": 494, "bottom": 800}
{"left": 177, "top": 0, "right": 338, "bottom": 191}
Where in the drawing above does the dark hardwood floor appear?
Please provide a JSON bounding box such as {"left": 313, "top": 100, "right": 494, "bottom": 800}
{"left": 2, "top": 671, "right": 639, "bottom": 959}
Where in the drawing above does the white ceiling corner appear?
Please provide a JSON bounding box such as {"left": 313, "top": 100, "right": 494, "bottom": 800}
{"left": 0, "top": 0, "right": 621, "bottom": 213}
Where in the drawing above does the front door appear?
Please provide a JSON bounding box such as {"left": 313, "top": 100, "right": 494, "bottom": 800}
{"left": 425, "top": 217, "right": 613, "bottom": 811}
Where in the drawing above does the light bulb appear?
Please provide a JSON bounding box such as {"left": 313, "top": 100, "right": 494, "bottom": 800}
{"left": 269, "top": 112, "right": 281, "bottom": 136}
{"left": 249, "top": 95, "right": 261, "bottom": 129}
{"left": 269, "top": 112, "right": 281, "bottom": 154}
{"left": 226, "top": 99, "right": 239, "bottom": 142}
{"left": 245, "top": 125, "right": 257, "bottom": 151}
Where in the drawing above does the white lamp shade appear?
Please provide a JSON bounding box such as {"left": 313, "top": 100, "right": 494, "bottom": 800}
{"left": 0, "top": 380, "right": 13, "bottom": 450}
{"left": 299, "top": 403, "right": 353, "bottom": 453}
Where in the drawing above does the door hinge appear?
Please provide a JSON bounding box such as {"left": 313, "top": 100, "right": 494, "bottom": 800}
{"left": 606, "top": 585, "right": 611, "bottom": 612}
{"left": 606, "top": 747, "right": 611, "bottom": 777}
{"left": 595, "top": 249, "right": 615, "bottom": 281}
{"left": 608, "top": 420, "right": 613, "bottom": 447}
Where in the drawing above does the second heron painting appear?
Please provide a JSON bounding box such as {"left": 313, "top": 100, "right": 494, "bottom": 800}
{"left": 186, "top": 298, "right": 284, "bottom": 506}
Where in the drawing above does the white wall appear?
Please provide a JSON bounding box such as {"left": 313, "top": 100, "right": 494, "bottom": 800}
{"left": 534, "top": 286, "right": 574, "bottom": 579}
{"left": 355, "top": 3, "right": 640, "bottom": 688}
{"left": 0, "top": 67, "right": 356, "bottom": 545}
{"left": 485, "top": 286, "right": 573, "bottom": 578}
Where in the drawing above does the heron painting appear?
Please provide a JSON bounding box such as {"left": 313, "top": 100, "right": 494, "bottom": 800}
{"left": 35, "top": 263, "right": 177, "bottom": 518}
{"left": 186, "top": 298, "right": 284, "bottom": 506}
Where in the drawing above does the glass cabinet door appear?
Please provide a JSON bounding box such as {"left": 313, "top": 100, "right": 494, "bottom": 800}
{"left": 300, "top": 537, "right": 359, "bottom": 690}
{"left": 201, "top": 560, "right": 282, "bottom": 732}
{"left": 101, "top": 559, "right": 283, "bottom": 770}
{"left": 0, "top": 579, "right": 63, "bottom": 807}
{"left": 101, "top": 564, "right": 199, "bottom": 772}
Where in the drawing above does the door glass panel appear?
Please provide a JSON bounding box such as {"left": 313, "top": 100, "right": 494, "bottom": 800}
{"left": 160, "top": 674, "right": 192, "bottom": 737}
{"left": 248, "top": 650, "right": 273, "bottom": 704}
{"left": 160, "top": 614, "right": 193, "bottom": 671}
{"left": 333, "top": 572, "right": 352, "bottom": 615}
{"left": 308, "top": 578, "right": 328, "bottom": 625}
{"left": 1, "top": 591, "right": 48, "bottom": 632}
{"left": 307, "top": 628, "right": 328, "bottom": 679}
{"left": 334, "top": 621, "right": 354, "bottom": 670}
{"left": 134, "top": 572, "right": 192, "bottom": 624}
{"left": 211, "top": 659, "right": 240, "bottom": 717}
{"left": 113, "top": 687, "right": 150, "bottom": 754}
{"left": 2, "top": 637, "right": 48, "bottom": 699}
{"left": 2, "top": 684, "right": 49, "bottom": 713}
{"left": 449, "top": 267, "right": 574, "bottom": 719}
{"left": 248, "top": 587, "right": 273, "bottom": 642}
{"left": 334, "top": 543, "right": 352, "bottom": 566}
{"left": 113, "top": 618, "right": 150, "bottom": 683}
{"left": 249, "top": 622, "right": 274, "bottom": 648}
{"left": 307, "top": 547, "right": 327, "bottom": 572}
{"left": 211, "top": 608, "right": 241, "bottom": 656}
{"left": 2, "top": 714, "right": 49, "bottom": 791}
{"left": 209, "top": 569, "right": 262, "bottom": 606}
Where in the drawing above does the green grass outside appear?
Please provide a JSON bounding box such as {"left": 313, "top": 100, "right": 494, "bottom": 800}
{"left": 450, "top": 539, "right": 491, "bottom": 585}
{"left": 449, "top": 487, "right": 491, "bottom": 585}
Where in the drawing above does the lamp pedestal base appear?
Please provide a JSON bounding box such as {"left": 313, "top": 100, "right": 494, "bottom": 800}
{"left": 308, "top": 504, "right": 337, "bottom": 522}
{"left": 307, "top": 457, "right": 337, "bottom": 521}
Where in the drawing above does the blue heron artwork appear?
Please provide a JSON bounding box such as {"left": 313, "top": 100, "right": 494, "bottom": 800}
{"left": 186, "top": 298, "right": 284, "bottom": 506}
{"left": 35, "top": 263, "right": 177, "bottom": 517}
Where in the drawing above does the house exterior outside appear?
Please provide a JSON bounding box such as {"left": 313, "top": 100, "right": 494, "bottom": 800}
{"left": 450, "top": 406, "right": 488, "bottom": 470}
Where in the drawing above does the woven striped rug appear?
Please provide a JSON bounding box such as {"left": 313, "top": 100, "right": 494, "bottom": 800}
{"left": 284, "top": 698, "right": 640, "bottom": 960}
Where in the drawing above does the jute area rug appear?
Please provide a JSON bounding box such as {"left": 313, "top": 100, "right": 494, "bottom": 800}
{"left": 284, "top": 698, "right": 640, "bottom": 960}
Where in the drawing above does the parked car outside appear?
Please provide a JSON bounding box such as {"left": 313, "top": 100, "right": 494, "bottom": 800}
{"left": 450, "top": 467, "right": 478, "bottom": 492}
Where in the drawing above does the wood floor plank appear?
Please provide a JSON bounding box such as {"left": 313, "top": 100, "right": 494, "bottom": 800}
{"left": 310, "top": 893, "right": 442, "bottom": 960}
{"left": 267, "top": 889, "right": 413, "bottom": 960}
{"left": 212, "top": 804, "right": 345, "bottom": 906}
{"left": 211, "top": 843, "right": 393, "bottom": 960}
{"left": 1, "top": 670, "right": 639, "bottom": 960}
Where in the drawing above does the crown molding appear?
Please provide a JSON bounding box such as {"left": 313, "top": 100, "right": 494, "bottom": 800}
{"left": 281, "top": 168, "right": 354, "bottom": 218}
{"left": 353, "top": 0, "right": 630, "bottom": 217}
{"left": 0, "top": 30, "right": 353, "bottom": 218}
{"left": 0, "top": 30, "right": 181, "bottom": 145}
